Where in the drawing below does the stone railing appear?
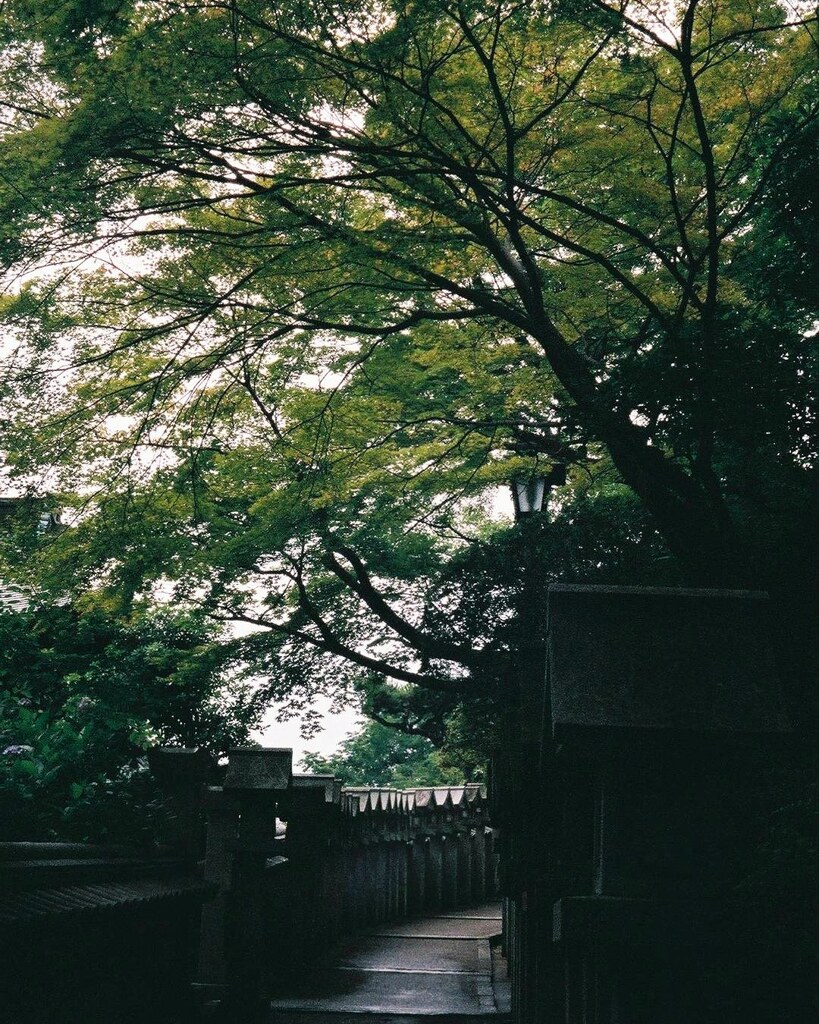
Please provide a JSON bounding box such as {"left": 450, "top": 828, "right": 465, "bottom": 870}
{"left": 3, "top": 753, "right": 496, "bottom": 1023}
{"left": 282, "top": 778, "right": 494, "bottom": 954}
{"left": 181, "top": 747, "right": 497, "bottom": 1017}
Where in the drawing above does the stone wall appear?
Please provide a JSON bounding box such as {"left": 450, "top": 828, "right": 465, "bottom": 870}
{"left": 496, "top": 585, "right": 816, "bottom": 1024}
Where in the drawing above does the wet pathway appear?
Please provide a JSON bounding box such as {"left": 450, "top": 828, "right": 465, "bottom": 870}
{"left": 268, "top": 902, "right": 508, "bottom": 1021}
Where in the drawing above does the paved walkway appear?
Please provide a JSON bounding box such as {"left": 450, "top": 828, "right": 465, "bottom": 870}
{"left": 269, "top": 902, "right": 508, "bottom": 1021}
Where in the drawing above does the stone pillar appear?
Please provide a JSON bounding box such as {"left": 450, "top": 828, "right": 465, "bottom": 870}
{"left": 442, "top": 834, "right": 459, "bottom": 909}
{"left": 377, "top": 841, "right": 389, "bottom": 922}
{"left": 229, "top": 793, "right": 275, "bottom": 1011}
{"left": 397, "top": 842, "right": 409, "bottom": 918}
{"left": 408, "top": 838, "right": 427, "bottom": 914}
{"left": 281, "top": 774, "right": 340, "bottom": 959}
{"left": 486, "top": 827, "right": 498, "bottom": 897}
{"left": 337, "top": 847, "right": 352, "bottom": 931}
{"left": 363, "top": 844, "right": 377, "bottom": 923}
{"left": 147, "top": 746, "right": 213, "bottom": 863}
{"left": 471, "top": 826, "right": 487, "bottom": 901}
{"left": 369, "top": 842, "right": 383, "bottom": 923}
{"left": 321, "top": 848, "right": 342, "bottom": 946}
{"left": 353, "top": 846, "right": 368, "bottom": 928}
{"left": 501, "top": 894, "right": 510, "bottom": 959}
{"left": 539, "top": 586, "right": 803, "bottom": 1024}
{"left": 220, "top": 748, "right": 292, "bottom": 1019}
{"left": 426, "top": 834, "right": 444, "bottom": 911}
{"left": 386, "top": 842, "right": 397, "bottom": 918}
{"left": 456, "top": 830, "right": 472, "bottom": 907}
{"left": 195, "top": 786, "right": 240, "bottom": 1000}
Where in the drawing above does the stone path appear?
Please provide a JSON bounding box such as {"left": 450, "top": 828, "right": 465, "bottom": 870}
{"left": 268, "top": 902, "right": 509, "bottom": 1021}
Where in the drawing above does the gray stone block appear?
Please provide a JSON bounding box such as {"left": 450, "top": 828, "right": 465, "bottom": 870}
{"left": 292, "top": 774, "right": 339, "bottom": 802}
{"left": 223, "top": 747, "right": 292, "bottom": 790}
{"left": 546, "top": 585, "right": 790, "bottom": 738}
{"left": 148, "top": 746, "right": 213, "bottom": 784}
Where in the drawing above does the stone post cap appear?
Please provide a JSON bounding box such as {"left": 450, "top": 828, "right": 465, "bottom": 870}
{"left": 147, "top": 746, "right": 215, "bottom": 783}
{"left": 546, "top": 585, "right": 791, "bottom": 742}
{"left": 292, "top": 773, "right": 340, "bottom": 803}
{"left": 223, "top": 747, "right": 293, "bottom": 790}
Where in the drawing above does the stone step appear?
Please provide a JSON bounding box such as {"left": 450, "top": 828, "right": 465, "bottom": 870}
{"left": 433, "top": 904, "right": 502, "bottom": 921}
{"left": 330, "top": 935, "right": 491, "bottom": 972}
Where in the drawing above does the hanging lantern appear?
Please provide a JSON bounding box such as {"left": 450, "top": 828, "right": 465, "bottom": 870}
{"left": 511, "top": 476, "right": 547, "bottom": 517}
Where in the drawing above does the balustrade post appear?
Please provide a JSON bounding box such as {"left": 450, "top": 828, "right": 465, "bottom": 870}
{"left": 327, "top": 779, "right": 344, "bottom": 941}
{"left": 456, "top": 828, "right": 472, "bottom": 906}
{"left": 386, "top": 841, "right": 396, "bottom": 918}
{"left": 441, "top": 833, "right": 459, "bottom": 909}
{"left": 195, "top": 786, "right": 240, "bottom": 1003}
{"left": 340, "top": 846, "right": 357, "bottom": 929}
{"left": 148, "top": 746, "right": 213, "bottom": 863}
{"left": 390, "top": 833, "right": 403, "bottom": 918}
{"left": 397, "top": 842, "right": 409, "bottom": 918}
{"left": 513, "top": 585, "right": 809, "bottom": 1023}
{"left": 425, "top": 833, "right": 444, "bottom": 911}
{"left": 281, "top": 774, "right": 342, "bottom": 960}
{"left": 486, "top": 827, "right": 499, "bottom": 896}
{"left": 377, "top": 838, "right": 389, "bottom": 922}
{"left": 221, "top": 748, "right": 292, "bottom": 1020}
{"left": 471, "top": 826, "right": 487, "bottom": 901}
{"left": 362, "top": 843, "right": 375, "bottom": 923}
{"left": 352, "top": 845, "right": 367, "bottom": 928}
{"left": 408, "top": 837, "right": 427, "bottom": 914}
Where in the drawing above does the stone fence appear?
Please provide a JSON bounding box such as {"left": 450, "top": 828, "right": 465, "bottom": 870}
{"left": 180, "top": 746, "right": 497, "bottom": 1017}
{"left": 1, "top": 751, "right": 497, "bottom": 1023}
{"left": 5, "top": 583, "right": 814, "bottom": 1024}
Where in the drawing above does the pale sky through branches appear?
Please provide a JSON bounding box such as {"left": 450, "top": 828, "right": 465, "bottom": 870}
{"left": 254, "top": 697, "right": 363, "bottom": 767}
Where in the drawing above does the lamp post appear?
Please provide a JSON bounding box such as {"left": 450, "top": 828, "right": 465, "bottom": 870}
{"left": 508, "top": 470, "right": 551, "bottom": 714}
{"left": 503, "top": 466, "right": 565, "bottom": 1022}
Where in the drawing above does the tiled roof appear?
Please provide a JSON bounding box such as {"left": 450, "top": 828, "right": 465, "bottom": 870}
{"left": 0, "top": 877, "right": 210, "bottom": 924}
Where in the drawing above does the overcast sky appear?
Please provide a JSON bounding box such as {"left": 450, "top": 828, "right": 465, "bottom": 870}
{"left": 252, "top": 697, "right": 363, "bottom": 770}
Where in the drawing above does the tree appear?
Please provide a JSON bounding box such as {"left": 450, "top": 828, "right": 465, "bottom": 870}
{"left": 0, "top": 1, "right": 815, "bottom": 719}
{"left": 0, "top": 599, "right": 263, "bottom": 841}
{"left": 301, "top": 719, "right": 464, "bottom": 787}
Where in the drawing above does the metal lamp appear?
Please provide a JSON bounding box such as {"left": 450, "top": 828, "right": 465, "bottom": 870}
{"left": 511, "top": 476, "right": 547, "bottom": 517}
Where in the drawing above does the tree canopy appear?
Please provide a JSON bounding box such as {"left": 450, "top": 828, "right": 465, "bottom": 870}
{"left": 301, "top": 719, "right": 465, "bottom": 787}
{"left": 0, "top": 1, "right": 816, "bottom": 724}
{"left": 0, "top": 599, "right": 262, "bottom": 840}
